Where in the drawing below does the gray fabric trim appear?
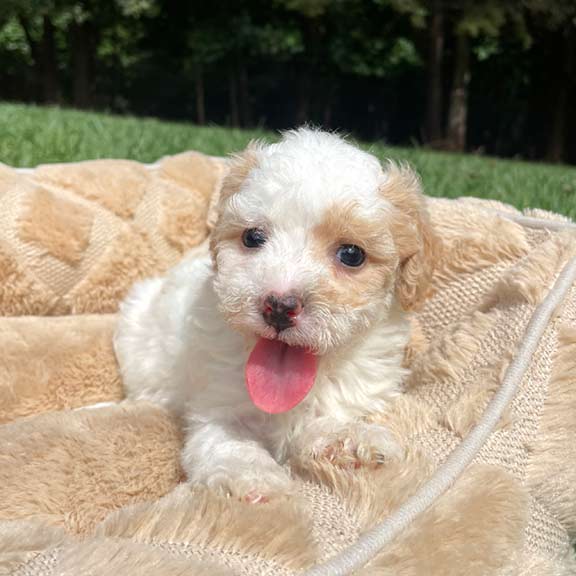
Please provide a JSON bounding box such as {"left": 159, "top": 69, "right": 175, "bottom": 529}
{"left": 304, "top": 214, "right": 576, "bottom": 576}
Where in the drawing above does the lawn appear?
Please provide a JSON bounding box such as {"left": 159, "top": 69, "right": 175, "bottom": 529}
{"left": 1, "top": 102, "right": 576, "bottom": 218}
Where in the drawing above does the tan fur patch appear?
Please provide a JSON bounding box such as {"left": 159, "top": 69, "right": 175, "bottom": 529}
{"left": 359, "top": 465, "right": 527, "bottom": 575}
{"left": 0, "top": 403, "right": 183, "bottom": 534}
{"left": 0, "top": 152, "right": 224, "bottom": 316}
{"left": 160, "top": 182, "right": 210, "bottom": 253}
{"left": 292, "top": 445, "right": 436, "bottom": 522}
{"left": 503, "top": 552, "right": 576, "bottom": 576}
{"left": 526, "top": 323, "right": 576, "bottom": 534}
{"left": 35, "top": 160, "right": 148, "bottom": 219}
{"left": 312, "top": 203, "right": 397, "bottom": 308}
{"left": 0, "top": 242, "right": 60, "bottom": 316}
{"left": 64, "top": 225, "right": 163, "bottom": 313}
{"left": 158, "top": 153, "right": 222, "bottom": 255}
{"left": 296, "top": 457, "right": 526, "bottom": 576}
{"left": 439, "top": 364, "right": 514, "bottom": 438}
{"left": 367, "top": 395, "right": 438, "bottom": 443}
{"left": 430, "top": 205, "right": 530, "bottom": 287}
{"left": 210, "top": 146, "right": 260, "bottom": 262}
{"left": 406, "top": 310, "right": 495, "bottom": 390}
{"left": 0, "top": 519, "right": 68, "bottom": 574}
{"left": 379, "top": 162, "right": 442, "bottom": 310}
{"left": 0, "top": 315, "right": 123, "bottom": 425}
{"left": 0, "top": 163, "right": 21, "bottom": 196}
{"left": 481, "top": 232, "right": 576, "bottom": 309}
{"left": 217, "top": 146, "right": 260, "bottom": 206}
{"left": 98, "top": 483, "right": 317, "bottom": 572}
{"left": 206, "top": 160, "right": 231, "bottom": 231}
{"left": 159, "top": 152, "right": 220, "bottom": 203}
{"left": 55, "top": 538, "right": 227, "bottom": 576}
{"left": 18, "top": 187, "right": 93, "bottom": 265}
{"left": 403, "top": 316, "right": 429, "bottom": 367}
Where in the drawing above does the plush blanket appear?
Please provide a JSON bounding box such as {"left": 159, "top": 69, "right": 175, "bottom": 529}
{"left": 0, "top": 153, "right": 575, "bottom": 576}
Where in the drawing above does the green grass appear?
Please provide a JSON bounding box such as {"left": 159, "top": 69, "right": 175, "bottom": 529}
{"left": 2, "top": 102, "right": 576, "bottom": 218}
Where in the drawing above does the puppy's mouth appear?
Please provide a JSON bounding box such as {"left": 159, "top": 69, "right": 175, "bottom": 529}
{"left": 245, "top": 337, "right": 317, "bottom": 414}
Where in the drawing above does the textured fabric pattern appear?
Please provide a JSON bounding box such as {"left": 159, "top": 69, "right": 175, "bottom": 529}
{"left": 0, "top": 154, "right": 574, "bottom": 576}
{"left": 0, "top": 154, "right": 226, "bottom": 315}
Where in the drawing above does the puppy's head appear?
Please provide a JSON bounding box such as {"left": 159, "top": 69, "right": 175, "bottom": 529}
{"left": 210, "top": 128, "right": 438, "bottom": 357}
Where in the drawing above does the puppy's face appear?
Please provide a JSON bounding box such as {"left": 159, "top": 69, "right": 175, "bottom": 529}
{"left": 210, "top": 129, "right": 436, "bottom": 356}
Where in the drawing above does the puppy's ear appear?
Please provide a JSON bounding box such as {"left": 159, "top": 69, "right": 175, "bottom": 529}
{"left": 380, "top": 162, "right": 441, "bottom": 311}
{"left": 209, "top": 142, "right": 261, "bottom": 263}
{"left": 207, "top": 142, "right": 260, "bottom": 231}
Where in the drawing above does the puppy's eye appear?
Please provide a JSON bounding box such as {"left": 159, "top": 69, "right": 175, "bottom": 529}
{"left": 242, "top": 228, "right": 267, "bottom": 248}
{"left": 336, "top": 244, "right": 366, "bottom": 268}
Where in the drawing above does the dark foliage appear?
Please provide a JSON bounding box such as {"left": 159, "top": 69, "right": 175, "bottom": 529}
{"left": 0, "top": 0, "right": 575, "bottom": 163}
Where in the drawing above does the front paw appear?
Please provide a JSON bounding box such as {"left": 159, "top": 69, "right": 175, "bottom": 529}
{"left": 301, "top": 421, "right": 402, "bottom": 470}
{"left": 187, "top": 460, "right": 293, "bottom": 503}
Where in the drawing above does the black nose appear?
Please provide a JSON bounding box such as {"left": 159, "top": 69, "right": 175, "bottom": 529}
{"left": 262, "top": 293, "right": 303, "bottom": 332}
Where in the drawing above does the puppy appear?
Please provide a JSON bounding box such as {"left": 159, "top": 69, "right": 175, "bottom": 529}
{"left": 114, "top": 128, "right": 437, "bottom": 501}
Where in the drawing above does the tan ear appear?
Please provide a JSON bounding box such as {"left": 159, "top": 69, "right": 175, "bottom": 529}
{"left": 207, "top": 143, "right": 260, "bottom": 231}
{"left": 381, "top": 161, "right": 441, "bottom": 311}
{"left": 208, "top": 143, "right": 260, "bottom": 263}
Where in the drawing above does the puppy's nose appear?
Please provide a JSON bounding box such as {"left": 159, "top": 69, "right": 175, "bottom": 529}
{"left": 262, "top": 293, "right": 303, "bottom": 332}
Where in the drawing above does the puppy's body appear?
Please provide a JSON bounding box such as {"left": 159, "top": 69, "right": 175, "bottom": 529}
{"left": 115, "top": 129, "right": 436, "bottom": 498}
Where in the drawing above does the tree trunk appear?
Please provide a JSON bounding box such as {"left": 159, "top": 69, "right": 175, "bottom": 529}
{"left": 547, "top": 30, "right": 574, "bottom": 163}
{"left": 426, "top": 0, "right": 444, "bottom": 144}
{"left": 194, "top": 65, "right": 206, "bottom": 125}
{"left": 18, "top": 16, "right": 43, "bottom": 102}
{"left": 446, "top": 32, "right": 469, "bottom": 152}
{"left": 39, "top": 16, "right": 61, "bottom": 104}
{"left": 71, "top": 21, "right": 96, "bottom": 108}
{"left": 228, "top": 66, "right": 240, "bottom": 127}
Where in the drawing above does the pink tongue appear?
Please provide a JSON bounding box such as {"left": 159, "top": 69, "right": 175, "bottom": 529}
{"left": 245, "top": 338, "right": 317, "bottom": 414}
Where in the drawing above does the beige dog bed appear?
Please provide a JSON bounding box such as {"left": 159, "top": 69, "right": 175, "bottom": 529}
{"left": 0, "top": 152, "right": 575, "bottom": 575}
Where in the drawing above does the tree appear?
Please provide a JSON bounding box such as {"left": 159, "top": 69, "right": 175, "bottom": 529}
{"left": 182, "top": 1, "right": 303, "bottom": 127}
{"left": 280, "top": 0, "right": 424, "bottom": 128}
{"left": 1, "top": 0, "right": 575, "bottom": 162}
{"left": 0, "top": 0, "right": 158, "bottom": 107}
{"left": 547, "top": 29, "right": 575, "bottom": 163}
{"left": 426, "top": 0, "right": 444, "bottom": 143}
{"left": 525, "top": 0, "right": 576, "bottom": 162}
{"left": 0, "top": 0, "right": 65, "bottom": 104}
{"left": 443, "top": 1, "right": 527, "bottom": 151}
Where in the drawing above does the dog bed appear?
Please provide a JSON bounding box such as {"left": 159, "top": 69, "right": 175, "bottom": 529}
{"left": 0, "top": 152, "right": 575, "bottom": 576}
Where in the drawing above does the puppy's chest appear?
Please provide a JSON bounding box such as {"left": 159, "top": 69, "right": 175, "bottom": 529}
{"left": 183, "top": 328, "right": 249, "bottom": 409}
{"left": 264, "top": 365, "right": 403, "bottom": 440}
{"left": 312, "top": 374, "right": 399, "bottom": 423}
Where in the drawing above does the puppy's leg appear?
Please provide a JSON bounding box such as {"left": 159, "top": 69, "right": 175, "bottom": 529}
{"left": 291, "top": 417, "right": 402, "bottom": 470}
{"left": 183, "top": 417, "right": 292, "bottom": 502}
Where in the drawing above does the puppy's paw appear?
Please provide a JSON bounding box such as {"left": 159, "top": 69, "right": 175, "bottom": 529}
{"left": 302, "top": 421, "right": 402, "bottom": 470}
{"left": 189, "top": 460, "right": 293, "bottom": 504}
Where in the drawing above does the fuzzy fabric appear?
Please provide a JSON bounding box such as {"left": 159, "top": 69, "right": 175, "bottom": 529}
{"left": 0, "top": 153, "right": 225, "bottom": 315}
{"left": 0, "top": 153, "right": 575, "bottom": 575}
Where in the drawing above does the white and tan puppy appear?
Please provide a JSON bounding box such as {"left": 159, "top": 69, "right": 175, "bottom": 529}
{"left": 114, "top": 128, "right": 437, "bottom": 501}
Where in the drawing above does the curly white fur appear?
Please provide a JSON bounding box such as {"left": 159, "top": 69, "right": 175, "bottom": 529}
{"left": 114, "top": 128, "right": 432, "bottom": 500}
